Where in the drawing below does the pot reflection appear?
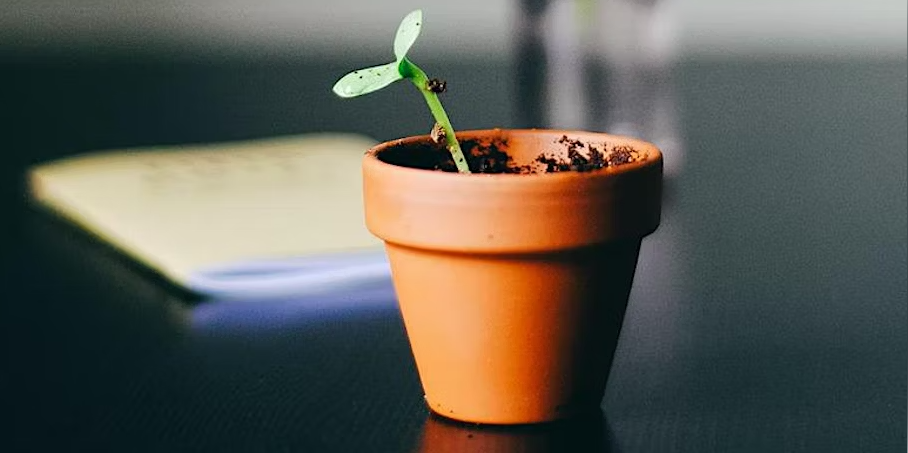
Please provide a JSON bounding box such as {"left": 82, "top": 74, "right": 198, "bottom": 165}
{"left": 416, "top": 412, "right": 611, "bottom": 453}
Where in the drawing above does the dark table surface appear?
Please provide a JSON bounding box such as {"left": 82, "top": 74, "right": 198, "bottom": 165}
{"left": 1, "top": 54, "right": 906, "bottom": 452}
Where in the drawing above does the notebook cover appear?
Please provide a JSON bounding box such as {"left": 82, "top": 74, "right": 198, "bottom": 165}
{"left": 27, "top": 133, "right": 384, "bottom": 291}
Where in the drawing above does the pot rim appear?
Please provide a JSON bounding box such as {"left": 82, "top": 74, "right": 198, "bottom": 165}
{"left": 362, "top": 129, "right": 663, "bottom": 253}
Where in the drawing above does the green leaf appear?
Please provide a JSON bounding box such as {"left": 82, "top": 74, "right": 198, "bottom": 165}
{"left": 393, "top": 9, "right": 422, "bottom": 62}
{"left": 332, "top": 61, "right": 403, "bottom": 98}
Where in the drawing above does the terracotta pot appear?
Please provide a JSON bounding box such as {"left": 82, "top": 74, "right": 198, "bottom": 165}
{"left": 362, "top": 129, "right": 662, "bottom": 424}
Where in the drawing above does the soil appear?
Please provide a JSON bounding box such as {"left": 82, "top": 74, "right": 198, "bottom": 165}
{"left": 426, "top": 78, "right": 447, "bottom": 93}
{"left": 378, "top": 134, "right": 647, "bottom": 174}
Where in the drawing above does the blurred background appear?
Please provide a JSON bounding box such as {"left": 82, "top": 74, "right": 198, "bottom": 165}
{"left": 1, "top": 0, "right": 905, "bottom": 173}
{"left": 2, "top": 0, "right": 904, "bottom": 60}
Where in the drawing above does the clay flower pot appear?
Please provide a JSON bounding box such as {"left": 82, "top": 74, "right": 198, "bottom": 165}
{"left": 362, "top": 129, "right": 662, "bottom": 424}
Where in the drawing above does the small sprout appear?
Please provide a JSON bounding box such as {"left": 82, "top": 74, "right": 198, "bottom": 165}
{"left": 332, "top": 10, "right": 471, "bottom": 174}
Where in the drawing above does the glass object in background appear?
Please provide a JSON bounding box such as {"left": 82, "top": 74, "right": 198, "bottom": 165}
{"left": 514, "top": 0, "right": 683, "bottom": 176}
{"left": 514, "top": 0, "right": 586, "bottom": 130}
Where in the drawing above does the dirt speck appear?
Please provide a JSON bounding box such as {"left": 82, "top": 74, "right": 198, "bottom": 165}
{"left": 426, "top": 78, "right": 447, "bottom": 93}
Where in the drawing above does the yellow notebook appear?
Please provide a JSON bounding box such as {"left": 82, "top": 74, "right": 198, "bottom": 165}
{"left": 28, "top": 133, "right": 391, "bottom": 299}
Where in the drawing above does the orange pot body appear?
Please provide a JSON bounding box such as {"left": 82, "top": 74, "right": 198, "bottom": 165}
{"left": 363, "top": 129, "right": 662, "bottom": 424}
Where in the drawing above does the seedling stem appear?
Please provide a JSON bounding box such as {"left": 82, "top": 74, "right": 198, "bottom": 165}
{"left": 332, "top": 10, "right": 471, "bottom": 173}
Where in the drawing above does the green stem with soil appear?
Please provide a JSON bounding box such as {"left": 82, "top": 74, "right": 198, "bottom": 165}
{"left": 399, "top": 58, "right": 471, "bottom": 174}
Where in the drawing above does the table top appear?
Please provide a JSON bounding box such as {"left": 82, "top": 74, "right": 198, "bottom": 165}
{"left": 2, "top": 56, "right": 906, "bottom": 452}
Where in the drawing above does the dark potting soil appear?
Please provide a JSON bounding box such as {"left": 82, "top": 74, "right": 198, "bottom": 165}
{"left": 378, "top": 135, "right": 647, "bottom": 174}
{"left": 534, "top": 136, "right": 643, "bottom": 173}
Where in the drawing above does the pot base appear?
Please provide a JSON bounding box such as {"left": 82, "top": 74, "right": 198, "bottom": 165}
{"left": 425, "top": 397, "right": 605, "bottom": 425}
{"left": 389, "top": 240, "right": 641, "bottom": 426}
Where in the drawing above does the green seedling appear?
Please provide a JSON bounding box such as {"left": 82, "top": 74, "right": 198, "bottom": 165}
{"left": 332, "top": 9, "right": 471, "bottom": 174}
